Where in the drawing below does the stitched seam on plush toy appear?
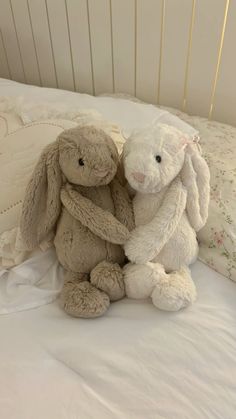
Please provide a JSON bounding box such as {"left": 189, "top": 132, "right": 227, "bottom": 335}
{"left": 6, "top": 121, "right": 74, "bottom": 137}
{"left": 0, "top": 115, "right": 9, "bottom": 137}
{"left": 0, "top": 200, "right": 22, "bottom": 214}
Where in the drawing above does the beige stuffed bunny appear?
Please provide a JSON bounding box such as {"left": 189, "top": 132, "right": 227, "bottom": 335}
{"left": 123, "top": 123, "right": 210, "bottom": 311}
{"left": 20, "top": 125, "right": 134, "bottom": 318}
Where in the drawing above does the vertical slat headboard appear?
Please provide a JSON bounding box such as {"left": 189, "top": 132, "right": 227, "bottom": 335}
{"left": 0, "top": 0, "right": 235, "bottom": 126}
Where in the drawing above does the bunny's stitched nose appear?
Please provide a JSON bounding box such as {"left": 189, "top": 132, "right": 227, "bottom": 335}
{"left": 132, "top": 172, "right": 146, "bottom": 183}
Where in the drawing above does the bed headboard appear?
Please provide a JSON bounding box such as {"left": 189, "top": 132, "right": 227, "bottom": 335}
{"left": 0, "top": 0, "right": 235, "bottom": 126}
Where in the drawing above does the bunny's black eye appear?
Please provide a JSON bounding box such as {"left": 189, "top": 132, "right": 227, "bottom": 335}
{"left": 78, "top": 158, "right": 84, "bottom": 166}
{"left": 155, "top": 155, "right": 162, "bottom": 163}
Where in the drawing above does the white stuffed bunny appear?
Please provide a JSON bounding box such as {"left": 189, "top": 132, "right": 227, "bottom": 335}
{"left": 123, "top": 123, "right": 210, "bottom": 311}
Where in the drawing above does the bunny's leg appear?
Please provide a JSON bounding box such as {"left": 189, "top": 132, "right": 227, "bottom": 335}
{"left": 151, "top": 266, "right": 197, "bottom": 311}
{"left": 60, "top": 270, "right": 110, "bottom": 318}
{"left": 90, "top": 261, "right": 125, "bottom": 301}
{"left": 123, "top": 263, "right": 196, "bottom": 311}
{"left": 124, "top": 262, "right": 166, "bottom": 299}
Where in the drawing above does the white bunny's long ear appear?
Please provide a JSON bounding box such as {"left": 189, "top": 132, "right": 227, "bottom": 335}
{"left": 20, "top": 141, "right": 62, "bottom": 250}
{"left": 181, "top": 142, "right": 210, "bottom": 232}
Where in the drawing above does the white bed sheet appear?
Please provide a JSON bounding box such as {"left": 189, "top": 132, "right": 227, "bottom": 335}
{"left": 0, "top": 261, "right": 236, "bottom": 419}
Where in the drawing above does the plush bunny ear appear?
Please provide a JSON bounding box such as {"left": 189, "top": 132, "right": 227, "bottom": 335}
{"left": 20, "top": 141, "right": 62, "bottom": 250}
{"left": 181, "top": 143, "right": 210, "bottom": 232}
{"left": 115, "top": 152, "right": 126, "bottom": 186}
{"left": 103, "top": 132, "right": 119, "bottom": 165}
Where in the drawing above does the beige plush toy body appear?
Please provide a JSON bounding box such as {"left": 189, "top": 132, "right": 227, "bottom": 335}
{"left": 123, "top": 123, "right": 210, "bottom": 311}
{"left": 20, "top": 126, "right": 134, "bottom": 318}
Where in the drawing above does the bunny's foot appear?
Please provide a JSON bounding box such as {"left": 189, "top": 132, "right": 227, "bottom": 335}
{"left": 90, "top": 261, "right": 125, "bottom": 301}
{"left": 124, "top": 262, "right": 166, "bottom": 299}
{"left": 151, "top": 266, "right": 197, "bottom": 311}
{"left": 124, "top": 263, "right": 196, "bottom": 311}
{"left": 60, "top": 271, "right": 110, "bottom": 318}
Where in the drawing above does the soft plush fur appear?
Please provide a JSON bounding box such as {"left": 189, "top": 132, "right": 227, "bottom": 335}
{"left": 123, "top": 122, "right": 210, "bottom": 311}
{"left": 20, "top": 125, "right": 134, "bottom": 318}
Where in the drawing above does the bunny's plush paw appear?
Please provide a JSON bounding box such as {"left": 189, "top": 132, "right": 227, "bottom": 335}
{"left": 124, "top": 228, "right": 158, "bottom": 264}
{"left": 124, "top": 263, "right": 196, "bottom": 312}
{"left": 60, "top": 280, "right": 110, "bottom": 318}
{"left": 151, "top": 266, "right": 197, "bottom": 311}
{"left": 115, "top": 224, "right": 131, "bottom": 245}
{"left": 90, "top": 261, "right": 125, "bottom": 301}
{"left": 124, "top": 262, "right": 166, "bottom": 299}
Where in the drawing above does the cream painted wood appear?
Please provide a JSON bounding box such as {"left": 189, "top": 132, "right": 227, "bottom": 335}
{"left": 0, "top": 30, "right": 11, "bottom": 80}
{"left": 111, "top": 0, "right": 135, "bottom": 95}
{"left": 27, "top": 0, "right": 57, "bottom": 88}
{"left": 212, "top": 0, "right": 236, "bottom": 126}
{"left": 0, "top": 0, "right": 25, "bottom": 82}
{"left": 0, "top": 0, "right": 235, "bottom": 126}
{"left": 65, "top": 0, "right": 93, "bottom": 95}
{"left": 88, "top": 0, "right": 113, "bottom": 95}
{"left": 46, "top": 0, "right": 75, "bottom": 91}
{"left": 185, "top": 0, "right": 227, "bottom": 118}
{"left": 136, "top": 0, "right": 162, "bottom": 104}
{"left": 10, "top": 0, "right": 41, "bottom": 86}
{"left": 159, "top": 0, "right": 192, "bottom": 109}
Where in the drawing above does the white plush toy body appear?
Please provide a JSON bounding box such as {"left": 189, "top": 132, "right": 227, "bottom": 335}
{"left": 123, "top": 123, "right": 210, "bottom": 311}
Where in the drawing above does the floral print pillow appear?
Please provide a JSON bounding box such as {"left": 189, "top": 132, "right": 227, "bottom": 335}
{"left": 166, "top": 108, "right": 236, "bottom": 282}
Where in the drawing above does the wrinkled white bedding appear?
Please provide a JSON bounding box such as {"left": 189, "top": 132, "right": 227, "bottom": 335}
{"left": 0, "top": 78, "right": 197, "bottom": 137}
{"left": 0, "top": 248, "right": 63, "bottom": 314}
{"left": 0, "top": 261, "right": 236, "bottom": 419}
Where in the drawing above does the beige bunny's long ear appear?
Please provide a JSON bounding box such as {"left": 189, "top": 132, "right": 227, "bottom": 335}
{"left": 20, "top": 141, "right": 62, "bottom": 250}
{"left": 181, "top": 143, "right": 210, "bottom": 232}
{"left": 115, "top": 152, "right": 126, "bottom": 186}
{"left": 103, "top": 131, "right": 119, "bottom": 166}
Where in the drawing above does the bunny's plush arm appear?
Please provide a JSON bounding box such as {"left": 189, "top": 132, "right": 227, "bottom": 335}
{"left": 61, "top": 186, "right": 130, "bottom": 245}
{"left": 124, "top": 177, "right": 187, "bottom": 264}
{"left": 110, "top": 178, "right": 135, "bottom": 232}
